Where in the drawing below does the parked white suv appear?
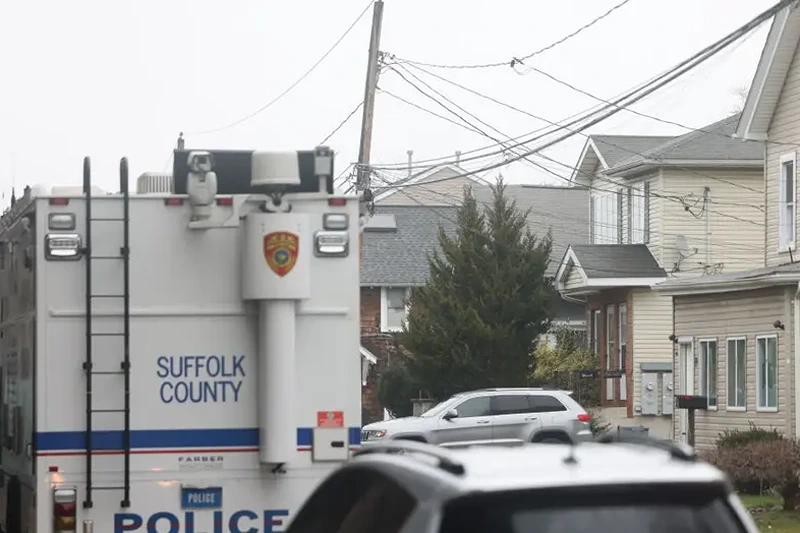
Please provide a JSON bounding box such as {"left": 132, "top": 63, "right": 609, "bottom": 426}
{"left": 361, "top": 388, "right": 593, "bottom": 447}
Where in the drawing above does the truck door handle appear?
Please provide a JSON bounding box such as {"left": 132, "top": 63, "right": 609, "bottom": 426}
{"left": 525, "top": 417, "right": 538, "bottom": 421}
{"left": 476, "top": 420, "right": 490, "bottom": 424}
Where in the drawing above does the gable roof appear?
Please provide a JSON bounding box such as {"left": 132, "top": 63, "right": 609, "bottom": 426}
{"left": 373, "top": 164, "right": 484, "bottom": 202}
{"left": 737, "top": 2, "right": 800, "bottom": 140}
{"left": 360, "top": 185, "right": 590, "bottom": 284}
{"left": 554, "top": 244, "right": 667, "bottom": 294}
{"left": 572, "top": 135, "right": 672, "bottom": 182}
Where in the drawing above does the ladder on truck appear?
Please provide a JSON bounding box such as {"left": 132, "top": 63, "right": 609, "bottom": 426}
{"left": 81, "top": 157, "right": 132, "bottom": 508}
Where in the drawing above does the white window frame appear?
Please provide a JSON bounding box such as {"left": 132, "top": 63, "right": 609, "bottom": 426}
{"left": 756, "top": 334, "right": 779, "bottom": 412}
{"left": 698, "top": 338, "right": 718, "bottom": 410}
{"left": 591, "top": 193, "right": 620, "bottom": 244}
{"left": 380, "top": 287, "right": 410, "bottom": 332}
{"left": 779, "top": 152, "right": 797, "bottom": 253}
{"left": 726, "top": 337, "right": 747, "bottom": 411}
{"left": 590, "top": 309, "right": 601, "bottom": 354}
{"left": 629, "top": 182, "right": 649, "bottom": 244}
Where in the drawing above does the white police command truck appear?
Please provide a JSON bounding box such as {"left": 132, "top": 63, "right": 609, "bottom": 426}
{"left": 0, "top": 146, "right": 362, "bottom": 533}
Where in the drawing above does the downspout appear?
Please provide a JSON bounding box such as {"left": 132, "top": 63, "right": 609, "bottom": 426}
{"left": 794, "top": 282, "right": 800, "bottom": 437}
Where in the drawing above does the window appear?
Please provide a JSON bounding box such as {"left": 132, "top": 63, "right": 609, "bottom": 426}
{"left": 629, "top": 181, "right": 650, "bottom": 244}
{"left": 606, "top": 305, "right": 615, "bottom": 370}
{"left": 618, "top": 304, "right": 627, "bottom": 371}
{"left": 529, "top": 395, "right": 567, "bottom": 413}
{"left": 780, "top": 152, "right": 796, "bottom": 251}
{"left": 756, "top": 335, "right": 778, "bottom": 411}
{"left": 698, "top": 339, "right": 718, "bottom": 408}
{"left": 454, "top": 396, "right": 491, "bottom": 418}
{"left": 591, "top": 193, "right": 620, "bottom": 244}
{"left": 492, "top": 395, "right": 532, "bottom": 415}
{"left": 590, "top": 310, "right": 601, "bottom": 355}
{"left": 380, "top": 287, "right": 409, "bottom": 332}
{"left": 727, "top": 338, "right": 746, "bottom": 410}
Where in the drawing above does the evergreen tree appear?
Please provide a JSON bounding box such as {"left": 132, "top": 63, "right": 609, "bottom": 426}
{"left": 401, "top": 178, "right": 556, "bottom": 401}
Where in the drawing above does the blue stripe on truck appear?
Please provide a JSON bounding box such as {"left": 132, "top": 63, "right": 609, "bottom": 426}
{"left": 35, "top": 427, "right": 362, "bottom": 451}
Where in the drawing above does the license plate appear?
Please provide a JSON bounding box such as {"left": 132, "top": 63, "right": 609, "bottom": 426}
{"left": 181, "top": 486, "right": 223, "bottom": 509}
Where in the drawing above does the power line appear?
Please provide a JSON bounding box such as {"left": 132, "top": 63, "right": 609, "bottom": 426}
{"left": 183, "top": 0, "right": 374, "bottom": 136}
{"left": 320, "top": 100, "right": 365, "bottom": 145}
{"left": 397, "top": 62, "right": 764, "bottom": 194}
{"left": 392, "top": 0, "right": 636, "bottom": 70}
{"left": 376, "top": 0, "right": 793, "bottom": 193}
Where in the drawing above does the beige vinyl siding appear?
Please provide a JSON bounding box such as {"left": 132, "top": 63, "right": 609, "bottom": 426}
{"left": 660, "top": 168, "right": 765, "bottom": 279}
{"left": 379, "top": 168, "right": 477, "bottom": 206}
{"left": 563, "top": 266, "right": 585, "bottom": 290}
{"left": 672, "top": 287, "right": 793, "bottom": 451}
{"left": 631, "top": 289, "right": 673, "bottom": 417}
{"left": 766, "top": 41, "right": 800, "bottom": 266}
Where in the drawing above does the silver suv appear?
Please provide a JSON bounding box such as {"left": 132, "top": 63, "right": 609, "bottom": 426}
{"left": 286, "top": 437, "right": 758, "bottom": 533}
{"left": 361, "top": 387, "right": 592, "bottom": 447}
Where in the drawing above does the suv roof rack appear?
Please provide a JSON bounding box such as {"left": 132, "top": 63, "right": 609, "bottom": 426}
{"left": 352, "top": 441, "right": 466, "bottom": 476}
{"left": 594, "top": 433, "right": 696, "bottom": 462}
{"left": 467, "top": 387, "right": 557, "bottom": 393}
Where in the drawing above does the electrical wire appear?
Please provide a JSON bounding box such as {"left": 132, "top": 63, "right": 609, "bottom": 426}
{"left": 393, "top": 0, "right": 636, "bottom": 70}
{"left": 320, "top": 100, "right": 365, "bottom": 145}
{"left": 375, "top": 0, "right": 793, "bottom": 194}
{"left": 183, "top": 0, "right": 374, "bottom": 136}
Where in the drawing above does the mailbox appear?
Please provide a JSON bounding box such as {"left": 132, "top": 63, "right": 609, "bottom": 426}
{"left": 675, "top": 395, "right": 708, "bottom": 410}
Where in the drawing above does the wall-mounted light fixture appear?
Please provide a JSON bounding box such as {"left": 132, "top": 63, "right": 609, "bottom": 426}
{"left": 774, "top": 320, "right": 786, "bottom": 330}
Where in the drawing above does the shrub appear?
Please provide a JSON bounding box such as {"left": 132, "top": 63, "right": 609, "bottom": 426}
{"left": 714, "top": 422, "right": 783, "bottom": 450}
{"left": 588, "top": 409, "right": 611, "bottom": 436}
{"left": 707, "top": 436, "right": 800, "bottom": 509}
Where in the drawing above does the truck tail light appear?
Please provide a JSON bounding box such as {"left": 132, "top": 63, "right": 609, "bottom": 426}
{"left": 323, "top": 213, "right": 348, "bottom": 230}
{"left": 328, "top": 198, "right": 346, "bottom": 206}
{"left": 53, "top": 488, "right": 77, "bottom": 532}
{"left": 216, "top": 197, "right": 233, "bottom": 206}
{"left": 49, "top": 198, "right": 70, "bottom": 206}
{"left": 164, "top": 198, "right": 184, "bottom": 206}
{"left": 45, "top": 234, "right": 82, "bottom": 260}
{"left": 577, "top": 414, "right": 591, "bottom": 423}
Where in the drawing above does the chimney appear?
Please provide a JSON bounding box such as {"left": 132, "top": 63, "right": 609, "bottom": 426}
{"left": 406, "top": 150, "right": 413, "bottom": 178}
{"left": 455, "top": 150, "right": 461, "bottom": 164}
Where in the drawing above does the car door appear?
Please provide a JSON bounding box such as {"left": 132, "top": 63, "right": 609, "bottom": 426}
{"left": 490, "top": 394, "right": 541, "bottom": 444}
{"left": 431, "top": 395, "right": 493, "bottom": 446}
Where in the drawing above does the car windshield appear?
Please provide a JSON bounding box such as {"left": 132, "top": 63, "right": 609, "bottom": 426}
{"left": 419, "top": 397, "right": 459, "bottom": 418}
{"left": 439, "top": 484, "right": 746, "bottom": 533}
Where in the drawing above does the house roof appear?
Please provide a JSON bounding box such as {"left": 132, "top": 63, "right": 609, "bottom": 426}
{"left": 360, "top": 185, "right": 590, "bottom": 285}
{"left": 572, "top": 135, "right": 673, "bottom": 181}
{"left": 737, "top": 2, "right": 800, "bottom": 140}
{"left": 373, "top": 163, "right": 484, "bottom": 202}
{"left": 607, "top": 113, "right": 763, "bottom": 176}
{"left": 554, "top": 244, "right": 667, "bottom": 294}
{"left": 655, "top": 261, "right": 800, "bottom": 296}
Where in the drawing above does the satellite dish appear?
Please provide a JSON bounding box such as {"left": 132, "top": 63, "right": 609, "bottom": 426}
{"left": 675, "top": 234, "right": 695, "bottom": 258}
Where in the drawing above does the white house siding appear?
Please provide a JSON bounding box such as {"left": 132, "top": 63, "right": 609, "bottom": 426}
{"left": 660, "top": 168, "right": 765, "bottom": 278}
{"left": 378, "top": 168, "right": 477, "bottom": 206}
{"left": 672, "top": 287, "right": 793, "bottom": 451}
{"left": 631, "top": 288, "right": 673, "bottom": 438}
{"left": 563, "top": 265, "right": 585, "bottom": 290}
{"left": 766, "top": 41, "right": 800, "bottom": 267}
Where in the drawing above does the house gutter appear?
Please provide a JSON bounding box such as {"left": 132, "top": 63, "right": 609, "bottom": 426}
{"left": 795, "top": 282, "right": 800, "bottom": 437}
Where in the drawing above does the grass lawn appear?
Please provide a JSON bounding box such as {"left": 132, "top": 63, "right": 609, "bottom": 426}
{"left": 740, "top": 494, "right": 800, "bottom": 532}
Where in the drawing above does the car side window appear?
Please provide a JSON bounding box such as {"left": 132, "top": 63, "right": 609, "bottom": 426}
{"left": 529, "top": 395, "right": 568, "bottom": 413}
{"left": 287, "top": 467, "right": 417, "bottom": 533}
{"left": 454, "top": 396, "right": 491, "bottom": 418}
{"left": 491, "top": 395, "right": 532, "bottom": 415}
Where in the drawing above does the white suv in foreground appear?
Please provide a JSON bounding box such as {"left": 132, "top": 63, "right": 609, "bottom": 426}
{"left": 361, "top": 387, "right": 592, "bottom": 447}
{"left": 286, "top": 436, "right": 758, "bottom": 533}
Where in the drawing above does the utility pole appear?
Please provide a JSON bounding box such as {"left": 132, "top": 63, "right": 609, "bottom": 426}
{"left": 356, "top": 0, "right": 384, "bottom": 202}
{"left": 356, "top": 0, "right": 384, "bottom": 261}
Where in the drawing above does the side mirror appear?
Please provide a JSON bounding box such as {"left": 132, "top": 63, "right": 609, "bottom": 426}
{"left": 443, "top": 409, "right": 459, "bottom": 421}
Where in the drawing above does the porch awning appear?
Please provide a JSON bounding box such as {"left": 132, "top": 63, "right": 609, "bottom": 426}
{"left": 555, "top": 244, "right": 667, "bottom": 296}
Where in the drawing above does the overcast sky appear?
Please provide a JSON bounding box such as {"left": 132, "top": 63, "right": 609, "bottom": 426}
{"left": 0, "top": 0, "right": 777, "bottom": 201}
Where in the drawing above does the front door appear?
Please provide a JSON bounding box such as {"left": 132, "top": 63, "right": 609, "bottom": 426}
{"left": 432, "top": 396, "right": 493, "bottom": 446}
{"left": 678, "top": 339, "right": 695, "bottom": 444}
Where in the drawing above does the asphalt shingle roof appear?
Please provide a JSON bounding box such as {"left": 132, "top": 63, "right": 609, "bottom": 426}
{"left": 610, "top": 113, "right": 763, "bottom": 169}
{"left": 591, "top": 135, "right": 674, "bottom": 167}
{"left": 569, "top": 244, "right": 666, "bottom": 279}
{"left": 360, "top": 185, "right": 590, "bottom": 285}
